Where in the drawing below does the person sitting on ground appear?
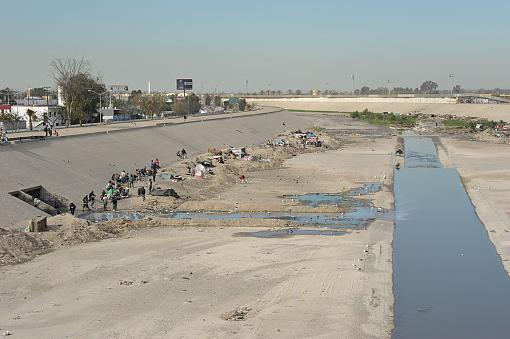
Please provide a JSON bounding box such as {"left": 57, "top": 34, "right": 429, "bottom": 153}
{"left": 239, "top": 175, "right": 246, "bottom": 183}
{"left": 181, "top": 148, "right": 187, "bottom": 159}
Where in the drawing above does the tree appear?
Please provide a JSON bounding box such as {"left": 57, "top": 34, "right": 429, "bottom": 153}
{"left": 213, "top": 95, "right": 222, "bottom": 107}
{"left": 452, "top": 85, "right": 462, "bottom": 94}
{"left": 295, "top": 89, "right": 302, "bottom": 95}
{"left": 239, "top": 98, "right": 247, "bottom": 111}
{"left": 204, "top": 93, "right": 212, "bottom": 106}
{"left": 360, "top": 86, "right": 370, "bottom": 95}
{"left": 420, "top": 81, "right": 439, "bottom": 94}
{"left": 51, "top": 57, "right": 91, "bottom": 126}
{"left": 133, "top": 93, "right": 165, "bottom": 119}
{"left": 173, "top": 94, "right": 201, "bottom": 115}
{"left": 26, "top": 109, "right": 37, "bottom": 131}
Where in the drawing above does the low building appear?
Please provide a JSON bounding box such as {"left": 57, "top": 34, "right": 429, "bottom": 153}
{"left": 9, "top": 104, "right": 63, "bottom": 128}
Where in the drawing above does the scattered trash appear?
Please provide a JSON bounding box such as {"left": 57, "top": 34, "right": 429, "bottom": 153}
{"left": 222, "top": 306, "right": 252, "bottom": 321}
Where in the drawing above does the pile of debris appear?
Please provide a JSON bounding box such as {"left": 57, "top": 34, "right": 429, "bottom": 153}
{"left": 293, "top": 130, "right": 323, "bottom": 147}
{"left": 0, "top": 227, "right": 50, "bottom": 265}
{"left": 221, "top": 306, "right": 253, "bottom": 321}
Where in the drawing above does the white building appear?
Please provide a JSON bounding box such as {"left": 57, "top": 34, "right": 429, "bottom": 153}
{"left": 9, "top": 104, "right": 63, "bottom": 128}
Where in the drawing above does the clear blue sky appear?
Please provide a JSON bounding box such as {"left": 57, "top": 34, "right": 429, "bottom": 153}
{"left": 1, "top": 0, "right": 509, "bottom": 92}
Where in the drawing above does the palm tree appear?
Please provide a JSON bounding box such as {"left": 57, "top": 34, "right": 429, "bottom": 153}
{"left": 26, "top": 108, "right": 37, "bottom": 131}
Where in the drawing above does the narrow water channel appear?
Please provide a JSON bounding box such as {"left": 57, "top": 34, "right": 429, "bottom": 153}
{"left": 393, "top": 137, "right": 510, "bottom": 339}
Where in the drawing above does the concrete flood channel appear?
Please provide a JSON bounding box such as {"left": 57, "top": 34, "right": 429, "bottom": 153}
{"left": 80, "top": 183, "right": 392, "bottom": 238}
{"left": 393, "top": 137, "right": 510, "bottom": 338}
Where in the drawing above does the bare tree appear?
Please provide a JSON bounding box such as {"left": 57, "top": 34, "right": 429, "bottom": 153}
{"left": 50, "top": 57, "right": 90, "bottom": 127}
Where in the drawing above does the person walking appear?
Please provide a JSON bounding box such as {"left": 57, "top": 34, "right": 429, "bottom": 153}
{"left": 138, "top": 186, "right": 146, "bottom": 201}
{"left": 69, "top": 202, "right": 76, "bottom": 216}
{"left": 82, "top": 195, "right": 90, "bottom": 211}
{"left": 152, "top": 169, "right": 157, "bottom": 182}
{"left": 149, "top": 179, "right": 153, "bottom": 193}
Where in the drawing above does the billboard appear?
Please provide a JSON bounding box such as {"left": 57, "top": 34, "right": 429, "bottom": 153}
{"left": 177, "top": 79, "right": 193, "bottom": 90}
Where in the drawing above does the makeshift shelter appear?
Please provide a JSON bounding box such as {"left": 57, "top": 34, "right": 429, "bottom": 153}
{"left": 150, "top": 188, "right": 180, "bottom": 198}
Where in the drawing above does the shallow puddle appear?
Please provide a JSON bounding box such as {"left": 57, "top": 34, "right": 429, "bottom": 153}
{"left": 234, "top": 229, "right": 347, "bottom": 238}
{"left": 79, "top": 183, "right": 390, "bottom": 237}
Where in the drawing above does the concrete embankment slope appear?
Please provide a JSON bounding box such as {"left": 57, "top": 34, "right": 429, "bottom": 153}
{"left": 250, "top": 98, "right": 510, "bottom": 122}
{"left": 0, "top": 110, "right": 310, "bottom": 226}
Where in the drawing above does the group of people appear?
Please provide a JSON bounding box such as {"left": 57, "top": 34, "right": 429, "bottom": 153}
{"left": 68, "top": 158, "right": 163, "bottom": 216}
{"left": 43, "top": 124, "right": 59, "bottom": 137}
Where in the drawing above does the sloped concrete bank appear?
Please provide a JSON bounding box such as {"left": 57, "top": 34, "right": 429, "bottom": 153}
{"left": 0, "top": 109, "right": 311, "bottom": 226}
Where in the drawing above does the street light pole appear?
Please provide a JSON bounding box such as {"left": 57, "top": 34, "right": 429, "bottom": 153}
{"left": 351, "top": 75, "right": 355, "bottom": 96}
{"left": 88, "top": 89, "right": 108, "bottom": 123}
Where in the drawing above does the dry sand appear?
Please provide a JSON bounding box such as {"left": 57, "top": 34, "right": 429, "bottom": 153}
{"left": 437, "top": 138, "right": 510, "bottom": 275}
{"left": 251, "top": 98, "right": 510, "bottom": 122}
{"left": 0, "top": 117, "right": 396, "bottom": 338}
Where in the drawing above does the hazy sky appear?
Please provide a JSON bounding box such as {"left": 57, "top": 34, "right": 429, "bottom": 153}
{"left": 1, "top": 0, "right": 509, "bottom": 92}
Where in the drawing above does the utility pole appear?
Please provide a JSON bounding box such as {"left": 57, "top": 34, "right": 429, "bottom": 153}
{"left": 350, "top": 75, "right": 355, "bottom": 96}
{"left": 449, "top": 74, "right": 454, "bottom": 97}
{"left": 245, "top": 80, "right": 248, "bottom": 96}
{"left": 387, "top": 80, "right": 391, "bottom": 96}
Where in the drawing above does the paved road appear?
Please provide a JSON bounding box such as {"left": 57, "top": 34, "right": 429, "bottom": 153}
{"left": 6, "top": 107, "right": 282, "bottom": 140}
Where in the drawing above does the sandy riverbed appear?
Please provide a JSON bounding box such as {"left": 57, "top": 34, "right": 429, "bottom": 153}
{"left": 437, "top": 138, "right": 510, "bottom": 275}
{"left": 0, "top": 116, "right": 396, "bottom": 338}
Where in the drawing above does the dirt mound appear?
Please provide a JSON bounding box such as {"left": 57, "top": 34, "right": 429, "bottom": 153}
{"left": 0, "top": 228, "right": 50, "bottom": 265}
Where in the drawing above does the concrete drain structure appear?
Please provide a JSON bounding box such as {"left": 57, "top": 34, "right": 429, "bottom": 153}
{"left": 9, "top": 185, "right": 69, "bottom": 216}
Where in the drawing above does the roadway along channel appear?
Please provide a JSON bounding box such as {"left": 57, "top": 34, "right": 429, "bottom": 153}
{"left": 392, "top": 137, "right": 510, "bottom": 339}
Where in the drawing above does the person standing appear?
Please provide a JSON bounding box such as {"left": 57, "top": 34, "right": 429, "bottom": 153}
{"left": 88, "top": 191, "right": 96, "bottom": 208}
{"left": 152, "top": 169, "right": 157, "bottom": 182}
{"left": 102, "top": 194, "right": 108, "bottom": 211}
{"left": 44, "top": 124, "right": 49, "bottom": 137}
{"left": 69, "top": 202, "right": 76, "bottom": 215}
{"left": 129, "top": 174, "right": 134, "bottom": 188}
{"left": 149, "top": 179, "right": 153, "bottom": 193}
{"left": 112, "top": 196, "right": 118, "bottom": 211}
{"left": 139, "top": 186, "right": 146, "bottom": 201}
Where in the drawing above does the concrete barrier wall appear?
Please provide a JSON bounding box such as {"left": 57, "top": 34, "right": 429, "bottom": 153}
{"left": 0, "top": 110, "right": 313, "bottom": 226}
{"left": 253, "top": 97, "right": 456, "bottom": 104}
{"left": 250, "top": 98, "right": 510, "bottom": 122}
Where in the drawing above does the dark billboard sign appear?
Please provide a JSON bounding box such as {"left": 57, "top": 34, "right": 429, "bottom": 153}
{"left": 177, "top": 79, "right": 193, "bottom": 90}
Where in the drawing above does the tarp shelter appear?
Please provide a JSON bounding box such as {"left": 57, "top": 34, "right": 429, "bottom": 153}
{"left": 194, "top": 164, "right": 206, "bottom": 178}
{"left": 150, "top": 188, "right": 180, "bottom": 198}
